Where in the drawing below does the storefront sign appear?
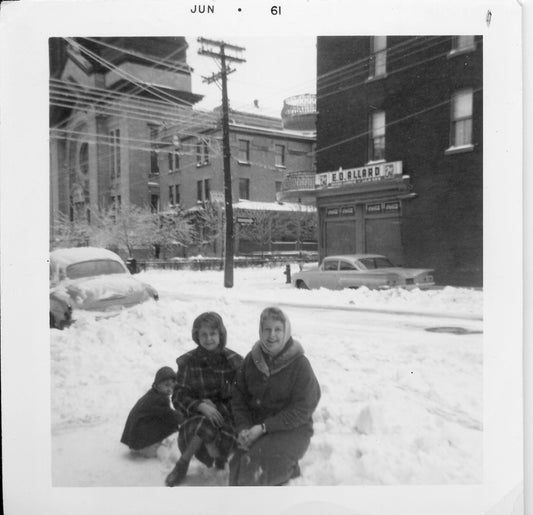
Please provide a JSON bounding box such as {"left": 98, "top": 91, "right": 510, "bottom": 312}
{"left": 366, "top": 201, "right": 401, "bottom": 215}
{"left": 340, "top": 206, "right": 355, "bottom": 216}
{"left": 384, "top": 201, "right": 400, "bottom": 212}
{"left": 316, "top": 161, "right": 403, "bottom": 189}
{"left": 366, "top": 203, "right": 382, "bottom": 214}
{"left": 326, "top": 207, "right": 340, "bottom": 217}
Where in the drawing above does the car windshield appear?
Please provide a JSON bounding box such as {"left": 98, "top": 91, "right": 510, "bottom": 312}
{"left": 358, "top": 257, "right": 395, "bottom": 269}
{"left": 66, "top": 259, "right": 126, "bottom": 279}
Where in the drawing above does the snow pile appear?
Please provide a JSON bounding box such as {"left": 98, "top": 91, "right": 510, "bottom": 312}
{"left": 51, "top": 267, "right": 482, "bottom": 486}
{"left": 142, "top": 267, "right": 483, "bottom": 319}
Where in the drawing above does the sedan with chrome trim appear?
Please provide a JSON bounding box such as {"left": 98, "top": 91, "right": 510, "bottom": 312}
{"left": 292, "top": 254, "right": 435, "bottom": 290}
{"left": 50, "top": 247, "right": 158, "bottom": 327}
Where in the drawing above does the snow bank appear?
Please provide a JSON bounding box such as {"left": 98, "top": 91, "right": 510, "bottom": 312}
{"left": 142, "top": 267, "right": 483, "bottom": 319}
{"left": 51, "top": 267, "right": 483, "bottom": 486}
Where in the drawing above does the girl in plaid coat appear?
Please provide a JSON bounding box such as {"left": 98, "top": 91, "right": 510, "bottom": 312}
{"left": 165, "top": 312, "right": 243, "bottom": 486}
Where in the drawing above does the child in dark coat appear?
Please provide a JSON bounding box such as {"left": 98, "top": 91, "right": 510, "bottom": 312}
{"left": 121, "top": 367, "right": 183, "bottom": 457}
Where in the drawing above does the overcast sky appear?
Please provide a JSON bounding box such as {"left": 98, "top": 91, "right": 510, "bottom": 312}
{"left": 186, "top": 36, "right": 317, "bottom": 117}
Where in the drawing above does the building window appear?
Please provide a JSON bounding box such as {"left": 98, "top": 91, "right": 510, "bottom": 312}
{"left": 369, "top": 36, "right": 387, "bottom": 78}
{"left": 169, "top": 185, "right": 175, "bottom": 206}
{"left": 239, "top": 178, "right": 250, "bottom": 200}
{"left": 196, "top": 180, "right": 210, "bottom": 201}
{"left": 149, "top": 126, "right": 159, "bottom": 175}
{"left": 275, "top": 181, "right": 282, "bottom": 194}
{"left": 109, "top": 128, "right": 121, "bottom": 180}
{"left": 196, "top": 138, "right": 209, "bottom": 166}
{"left": 204, "top": 178, "right": 211, "bottom": 201}
{"left": 150, "top": 194, "right": 159, "bottom": 213}
{"left": 168, "top": 149, "right": 180, "bottom": 172}
{"left": 450, "top": 89, "right": 473, "bottom": 147}
{"left": 79, "top": 142, "right": 89, "bottom": 175}
{"left": 274, "top": 144, "right": 286, "bottom": 167}
{"left": 451, "top": 36, "right": 475, "bottom": 53}
{"left": 175, "top": 184, "right": 180, "bottom": 205}
{"left": 369, "top": 111, "right": 386, "bottom": 161}
{"left": 197, "top": 180, "right": 203, "bottom": 201}
{"left": 238, "top": 139, "right": 250, "bottom": 163}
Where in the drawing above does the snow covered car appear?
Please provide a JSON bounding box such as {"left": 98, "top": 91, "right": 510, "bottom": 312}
{"left": 292, "top": 254, "right": 435, "bottom": 290}
{"left": 49, "top": 247, "right": 158, "bottom": 325}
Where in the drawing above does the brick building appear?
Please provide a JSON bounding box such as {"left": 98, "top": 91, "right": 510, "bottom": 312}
{"left": 158, "top": 108, "right": 315, "bottom": 210}
{"left": 157, "top": 107, "right": 316, "bottom": 255}
{"left": 281, "top": 36, "right": 482, "bottom": 286}
{"left": 49, "top": 37, "right": 204, "bottom": 229}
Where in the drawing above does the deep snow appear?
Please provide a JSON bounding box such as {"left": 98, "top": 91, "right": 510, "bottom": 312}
{"left": 50, "top": 266, "right": 483, "bottom": 486}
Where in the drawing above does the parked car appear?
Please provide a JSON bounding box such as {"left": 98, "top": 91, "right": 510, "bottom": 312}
{"left": 292, "top": 254, "right": 435, "bottom": 290}
{"left": 50, "top": 247, "right": 158, "bottom": 328}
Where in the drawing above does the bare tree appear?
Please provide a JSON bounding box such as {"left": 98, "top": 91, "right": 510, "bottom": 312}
{"left": 238, "top": 210, "right": 280, "bottom": 256}
{"left": 194, "top": 202, "right": 224, "bottom": 255}
{"left": 273, "top": 211, "right": 317, "bottom": 252}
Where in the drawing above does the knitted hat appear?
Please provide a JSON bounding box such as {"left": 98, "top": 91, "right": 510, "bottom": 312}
{"left": 153, "top": 366, "right": 177, "bottom": 386}
{"left": 191, "top": 312, "right": 227, "bottom": 348}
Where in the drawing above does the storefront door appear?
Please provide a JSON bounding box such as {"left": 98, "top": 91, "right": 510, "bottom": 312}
{"left": 365, "top": 216, "right": 403, "bottom": 266}
{"left": 325, "top": 221, "right": 357, "bottom": 255}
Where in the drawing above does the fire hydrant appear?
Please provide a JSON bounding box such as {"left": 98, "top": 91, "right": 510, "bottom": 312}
{"left": 283, "top": 264, "right": 291, "bottom": 284}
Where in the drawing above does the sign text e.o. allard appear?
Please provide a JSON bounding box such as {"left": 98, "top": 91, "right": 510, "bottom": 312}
{"left": 316, "top": 161, "right": 403, "bottom": 189}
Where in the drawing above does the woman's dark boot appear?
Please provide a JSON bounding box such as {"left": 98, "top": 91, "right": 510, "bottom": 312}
{"left": 165, "top": 458, "right": 190, "bottom": 486}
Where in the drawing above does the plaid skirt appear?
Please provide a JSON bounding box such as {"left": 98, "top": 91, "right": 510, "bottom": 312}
{"left": 177, "top": 401, "right": 238, "bottom": 467}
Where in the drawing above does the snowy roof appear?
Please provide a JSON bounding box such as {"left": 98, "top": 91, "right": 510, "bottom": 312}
{"left": 233, "top": 200, "right": 316, "bottom": 212}
{"left": 50, "top": 247, "right": 124, "bottom": 267}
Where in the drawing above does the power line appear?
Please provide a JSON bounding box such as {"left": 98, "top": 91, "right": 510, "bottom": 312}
{"left": 315, "top": 87, "right": 482, "bottom": 155}
{"left": 80, "top": 37, "right": 192, "bottom": 74}
{"left": 318, "top": 41, "right": 482, "bottom": 102}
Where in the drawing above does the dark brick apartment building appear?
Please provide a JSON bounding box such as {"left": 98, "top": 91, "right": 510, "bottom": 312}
{"left": 311, "top": 36, "right": 483, "bottom": 286}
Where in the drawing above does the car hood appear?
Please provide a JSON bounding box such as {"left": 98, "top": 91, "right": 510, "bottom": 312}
{"left": 51, "top": 274, "right": 153, "bottom": 310}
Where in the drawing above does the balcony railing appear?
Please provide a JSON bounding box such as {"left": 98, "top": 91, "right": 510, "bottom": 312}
{"left": 278, "top": 170, "right": 317, "bottom": 202}
{"left": 281, "top": 94, "right": 317, "bottom": 131}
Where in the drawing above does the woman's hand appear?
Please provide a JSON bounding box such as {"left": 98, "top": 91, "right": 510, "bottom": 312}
{"left": 197, "top": 401, "right": 224, "bottom": 427}
{"left": 237, "top": 425, "right": 264, "bottom": 450}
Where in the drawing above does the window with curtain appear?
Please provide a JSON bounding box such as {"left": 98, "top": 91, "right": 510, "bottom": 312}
{"left": 239, "top": 178, "right": 250, "bottom": 200}
{"left": 369, "top": 36, "right": 387, "bottom": 78}
{"left": 369, "top": 111, "right": 386, "bottom": 161}
{"left": 238, "top": 139, "right": 250, "bottom": 162}
{"left": 274, "top": 144, "right": 286, "bottom": 167}
{"left": 451, "top": 89, "right": 473, "bottom": 147}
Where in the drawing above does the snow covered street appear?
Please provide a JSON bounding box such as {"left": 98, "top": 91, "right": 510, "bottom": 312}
{"left": 51, "top": 266, "right": 483, "bottom": 486}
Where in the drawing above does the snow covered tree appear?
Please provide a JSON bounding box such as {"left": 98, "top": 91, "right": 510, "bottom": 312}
{"left": 51, "top": 211, "right": 92, "bottom": 249}
{"left": 155, "top": 210, "right": 195, "bottom": 257}
{"left": 89, "top": 205, "right": 160, "bottom": 257}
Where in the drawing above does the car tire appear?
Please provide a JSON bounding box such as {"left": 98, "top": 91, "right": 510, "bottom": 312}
{"left": 296, "top": 280, "right": 309, "bottom": 290}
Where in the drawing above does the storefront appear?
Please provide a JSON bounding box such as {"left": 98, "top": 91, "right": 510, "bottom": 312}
{"left": 315, "top": 161, "right": 414, "bottom": 266}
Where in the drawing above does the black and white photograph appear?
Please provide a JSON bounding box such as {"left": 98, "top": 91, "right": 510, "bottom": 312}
{"left": 0, "top": 0, "right": 526, "bottom": 514}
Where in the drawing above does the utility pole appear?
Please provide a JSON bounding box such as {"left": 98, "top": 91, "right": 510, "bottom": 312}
{"left": 198, "top": 37, "right": 246, "bottom": 288}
